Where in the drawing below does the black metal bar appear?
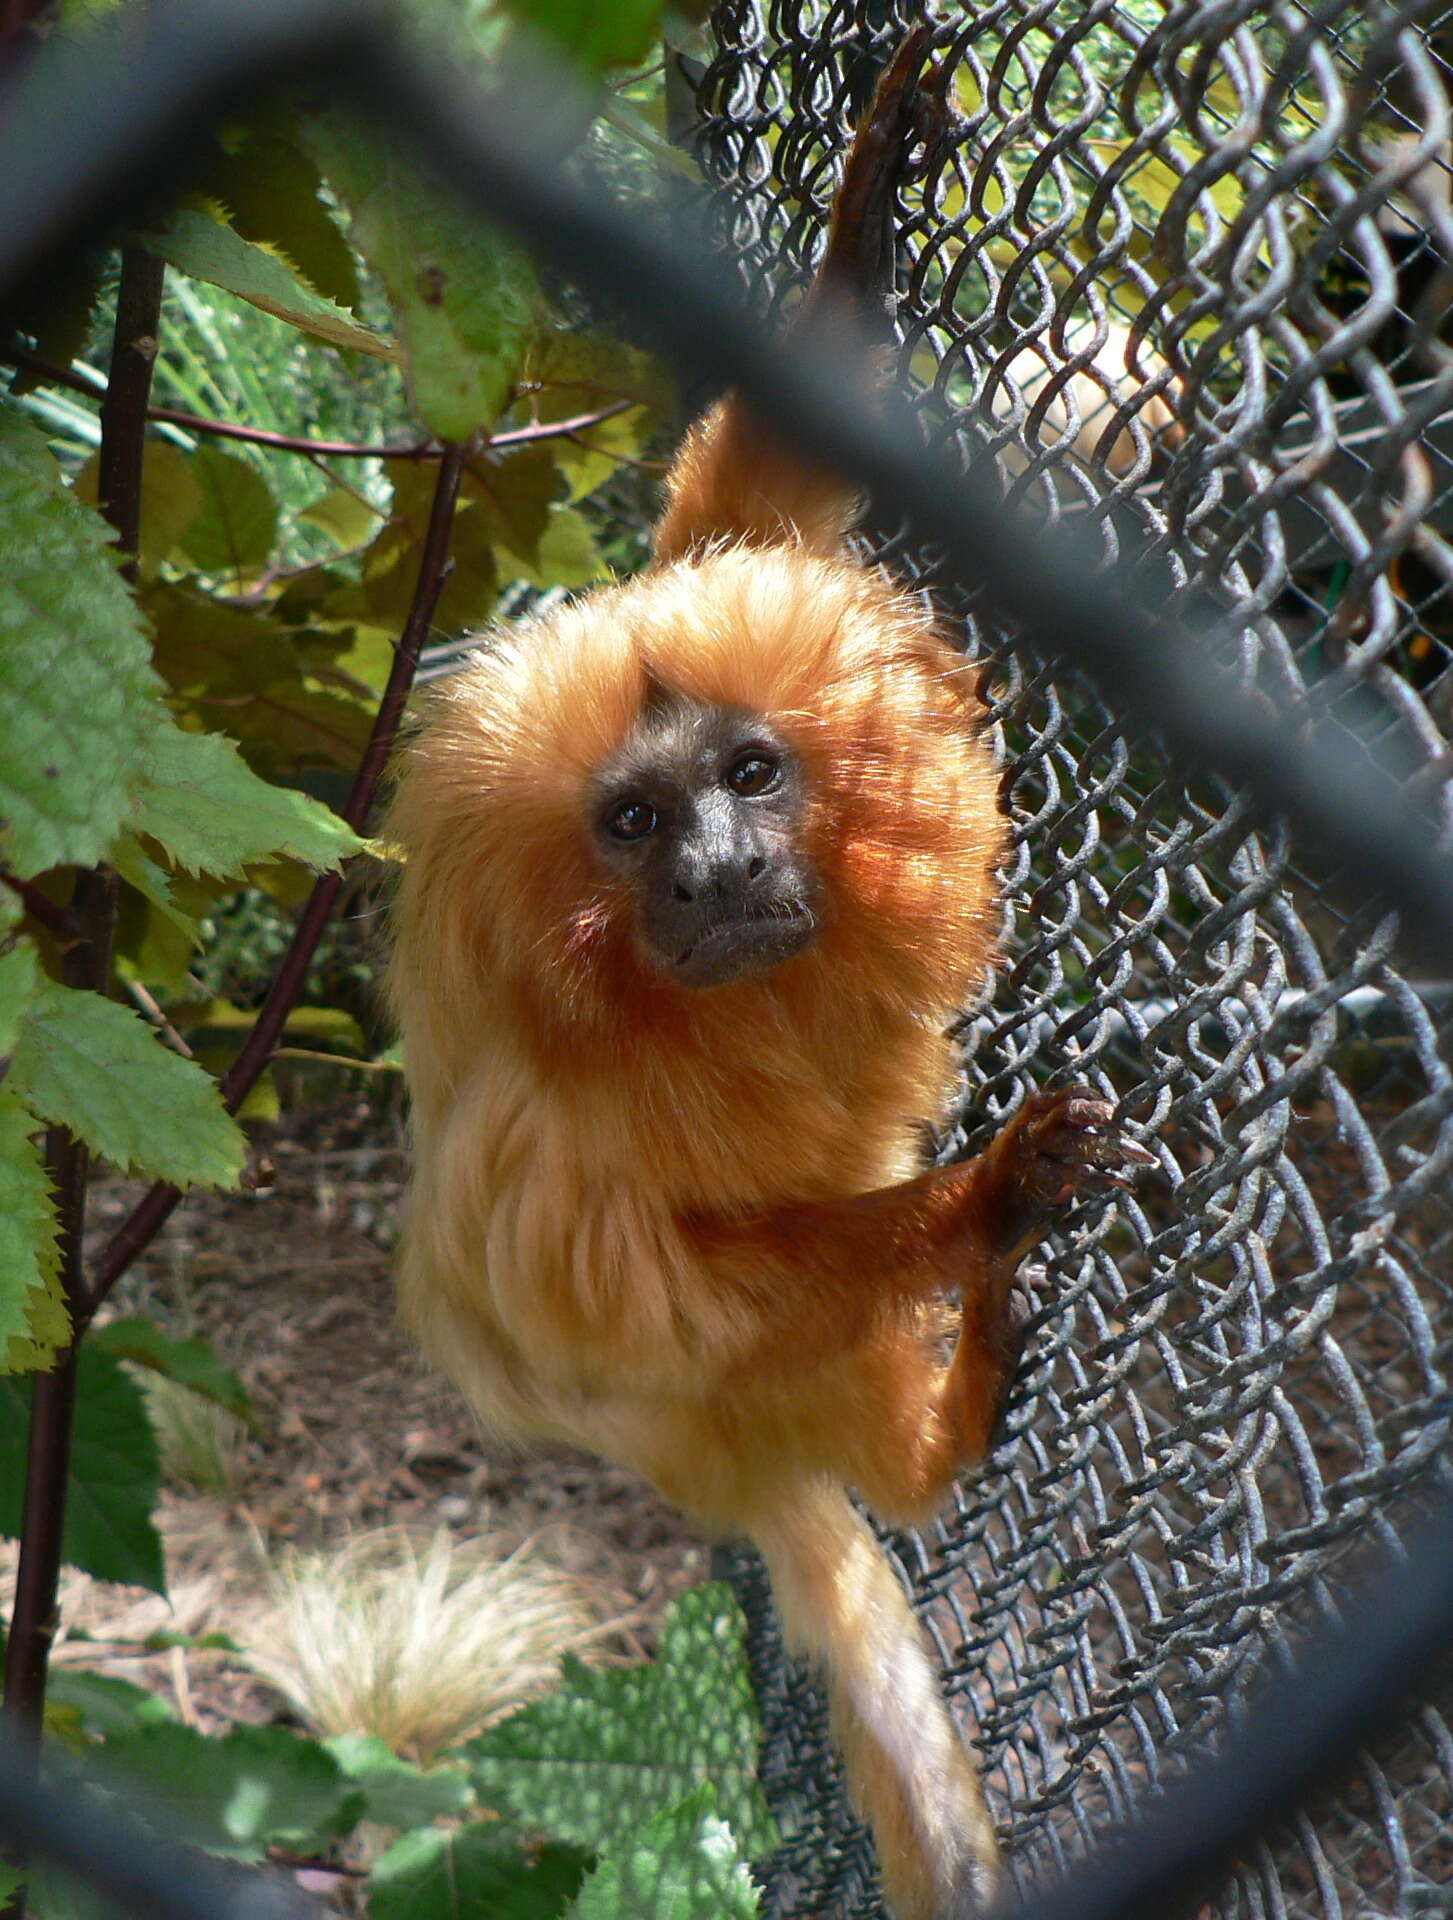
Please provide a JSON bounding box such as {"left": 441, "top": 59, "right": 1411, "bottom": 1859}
{"left": 1, "top": 8, "right": 1452, "bottom": 1920}
{"left": 3, "top": 1, "right": 1448, "bottom": 960}
{"left": 0, "top": 1735, "right": 314, "bottom": 1920}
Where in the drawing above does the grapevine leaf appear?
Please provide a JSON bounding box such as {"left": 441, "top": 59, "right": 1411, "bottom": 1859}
{"left": 567, "top": 1786, "right": 760, "bottom": 1920}
{"left": 0, "top": 1083, "right": 68, "bottom": 1374}
{"left": 459, "top": 1585, "right": 775, "bottom": 1858}
{"left": 10, "top": 975, "right": 244, "bottom": 1191}
{"left": 306, "top": 115, "right": 536, "bottom": 440}
{"left": 0, "top": 402, "right": 159, "bottom": 877}
{"left": 178, "top": 444, "right": 278, "bottom": 577}
{"left": 0, "top": 1347, "right": 164, "bottom": 1590}
{"left": 90, "top": 1317, "right": 252, "bottom": 1422}
{"left": 142, "top": 209, "right": 392, "bottom": 358}
{"left": 96, "top": 1723, "right": 365, "bottom": 1859}
{"left": 127, "top": 712, "right": 361, "bottom": 878}
{"left": 369, "top": 1822, "right": 588, "bottom": 1920}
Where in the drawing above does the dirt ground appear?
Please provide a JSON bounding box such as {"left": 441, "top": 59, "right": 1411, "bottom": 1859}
{"left": 39, "top": 1083, "right": 709, "bottom": 1733}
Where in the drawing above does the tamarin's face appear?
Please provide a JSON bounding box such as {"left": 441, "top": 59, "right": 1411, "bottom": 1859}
{"left": 585, "top": 686, "right": 821, "bottom": 988}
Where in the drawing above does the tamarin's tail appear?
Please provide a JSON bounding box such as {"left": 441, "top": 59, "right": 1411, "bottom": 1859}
{"left": 751, "top": 1480, "right": 1003, "bottom": 1920}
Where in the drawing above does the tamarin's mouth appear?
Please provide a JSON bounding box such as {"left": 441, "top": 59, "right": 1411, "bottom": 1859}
{"left": 673, "top": 901, "right": 816, "bottom": 984}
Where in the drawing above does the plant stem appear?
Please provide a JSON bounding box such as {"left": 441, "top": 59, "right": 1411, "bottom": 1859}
{"left": 1, "top": 251, "right": 163, "bottom": 1865}
{"left": 0, "top": 873, "right": 83, "bottom": 948}
{"left": 3, "top": 343, "right": 635, "bottom": 459}
{"left": 87, "top": 439, "right": 467, "bottom": 1313}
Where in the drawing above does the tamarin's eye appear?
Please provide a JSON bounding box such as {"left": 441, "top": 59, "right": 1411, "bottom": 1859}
{"left": 725, "top": 753, "right": 780, "bottom": 797}
{"left": 606, "top": 797, "right": 659, "bottom": 841}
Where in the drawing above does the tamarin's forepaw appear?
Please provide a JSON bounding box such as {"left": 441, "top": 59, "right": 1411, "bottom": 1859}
{"left": 990, "top": 1086, "right": 1156, "bottom": 1255}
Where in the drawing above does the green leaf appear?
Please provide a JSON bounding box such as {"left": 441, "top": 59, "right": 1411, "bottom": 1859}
{"left": 300, "top": 484, "right": 386, "bottom": 551}
{"left": 48, "top": 1667, "right": 176, "bottom": 1738}
{"left": 322, "top": 1734, "right": 473, "bottom": 1829}
{"left": 468, "top": 442, "right": 558, "bottom": 573}
{"left": 189, "top": 123, "right": 363, "bottom": 312}
{"left": 91, "top": 1317, "right": 251, "bottom": 1422}
{"left": 96, "top": 1723, "right": 364, "bottom": 1859}
{"left": 74, "top": 443, "right": 203, "bottom": 578}
{"left": 0, "top": 1082, "right": 68, "bottom": 1374}
{"left": 127, "top": 712, "right": 361, "bottom": 879}
{"left": 0, "top": 938, "right": 41, "bottom": 1058}
{"left": 369, "top": 1822, "right": 589, "bottom": 1920}
{"left": 144, "top": 583, "right": 375, "bottom": 777}
{"left": 498, "top": 0, "right": 664, "bottom": 72}
{"left": 567, "top": 1786, "right": 759, "bottom": 1920}
{"left": 0, "top": 1347, "right": 164, "bottom": 1590}
{"left": 182, "top": 1000, "right": 366, "bottom": 1056}
{"left": 142, "top": 209, "right": 391, "bottom": 359}
{"left": 459, "top": 1585, "right": 774, "bottom": 1859}
{"left": 520, "top": 332, "right": 667, "bottom": 502}
{"left": 0, "top": 402, "right": 159, "bottom": 878}
{"left": 178, "top": 444, "right": 278, "bottom": 577}
{"left": 307, "top": 115, "right": 536, "bottom": 440}
{"left": 510, "top": 505, "right": 604, "bottom": 590}
{"left": 10, "top": 975, "right": 244, "bottom": 1191}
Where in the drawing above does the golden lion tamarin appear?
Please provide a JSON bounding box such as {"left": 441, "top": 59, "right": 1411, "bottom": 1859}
{"left": 386, "top": 34, "right": 1150, "bottom": 1920}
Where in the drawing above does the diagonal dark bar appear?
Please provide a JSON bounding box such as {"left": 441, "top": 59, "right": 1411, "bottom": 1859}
{"left": 1, "top": 1, "right": 1449, "bottom": 962}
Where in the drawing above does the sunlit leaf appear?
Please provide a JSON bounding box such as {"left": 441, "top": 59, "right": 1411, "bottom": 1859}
{"left": 10, "top": 976, "right": 244, "bottom": 1191}
{"left": 143, "top": 209, "right": 391, "bottom": 358}
{"left": 0, "top": 403, "right": 158, "bottom": 878}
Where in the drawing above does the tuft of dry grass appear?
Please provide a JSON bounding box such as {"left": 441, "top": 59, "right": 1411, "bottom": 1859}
{"left": 143, "top": 1375, "right": 249, "bottom": 1498}
{"left": 244, "top": 1526, "right": 615, "bottom": 1759}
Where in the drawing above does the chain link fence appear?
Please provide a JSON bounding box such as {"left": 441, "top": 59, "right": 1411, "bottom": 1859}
{"left": 693, "top": 5, "right": 1453, "bottom": 1914}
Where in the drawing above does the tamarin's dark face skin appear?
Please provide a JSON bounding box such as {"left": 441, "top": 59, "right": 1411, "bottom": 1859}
{"left": 588, "top": 692, "right": 821, "bottom": 988}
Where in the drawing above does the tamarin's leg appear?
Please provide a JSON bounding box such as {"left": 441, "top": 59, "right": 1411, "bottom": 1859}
{"left": 936, "top": 1088, "right": 1156, "bottom": 1465}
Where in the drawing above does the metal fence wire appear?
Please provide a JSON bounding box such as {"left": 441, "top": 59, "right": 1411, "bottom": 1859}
{"left": 690, "top": 4, "right": 1453, "bottom": 1915}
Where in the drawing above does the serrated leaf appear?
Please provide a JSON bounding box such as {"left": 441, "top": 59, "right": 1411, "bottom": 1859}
{"left": 459, "top": 1585, "right": 774, "bottom": 1859}
{"left": 91, "top": 1317, "right": 251, "bottom": 1423}
{"left": 110, "top": 832, "right": 206, "bottom": 993}
{"left": 369, "top": 1822, "right": 588, "bottom": 1920}
{"left": 0, "top": 1083, "right": 68, "bottom": 1374}
{"left": 323, "top": 1735, "right": 473, "bottom": 1829}
{"left": 74, "top": 443, "right": 203, "bottom": 577}
{"left": 143, "top": 209, "right": 391, "bottom": 358}
{"left": 10, "top": 976, "right": 244, "bottom": 1191}
{"left": 306, "top": 115, "right": 535, "bottom": 440}
{"left": 178, "top": 444, "right": 278, "bottom": 578}
{"left": 189, "top": 124, "right": 362, "bottom": 312}
{"left": 96, "top": 1723, "right": 364, "bottom": 1859}
{"left": 128, "top": 713, "right": 361, "bottom": 879}
{"left": 0, "top": 1347, "right": 164, "bottom": 1590}
{"left": 0, "top": 403, "right": 159, "bottom": 878}
{"left": 568, "top": 1786, "right": 759, "bottom": 1920}
{"left": 0, "top": 938, "right": 41, "bottom": 1057}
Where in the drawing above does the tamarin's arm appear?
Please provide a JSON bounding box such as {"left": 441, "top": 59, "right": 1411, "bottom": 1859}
{"left": 685, "top": 1089, "right": 1153, "bottom": 1371}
